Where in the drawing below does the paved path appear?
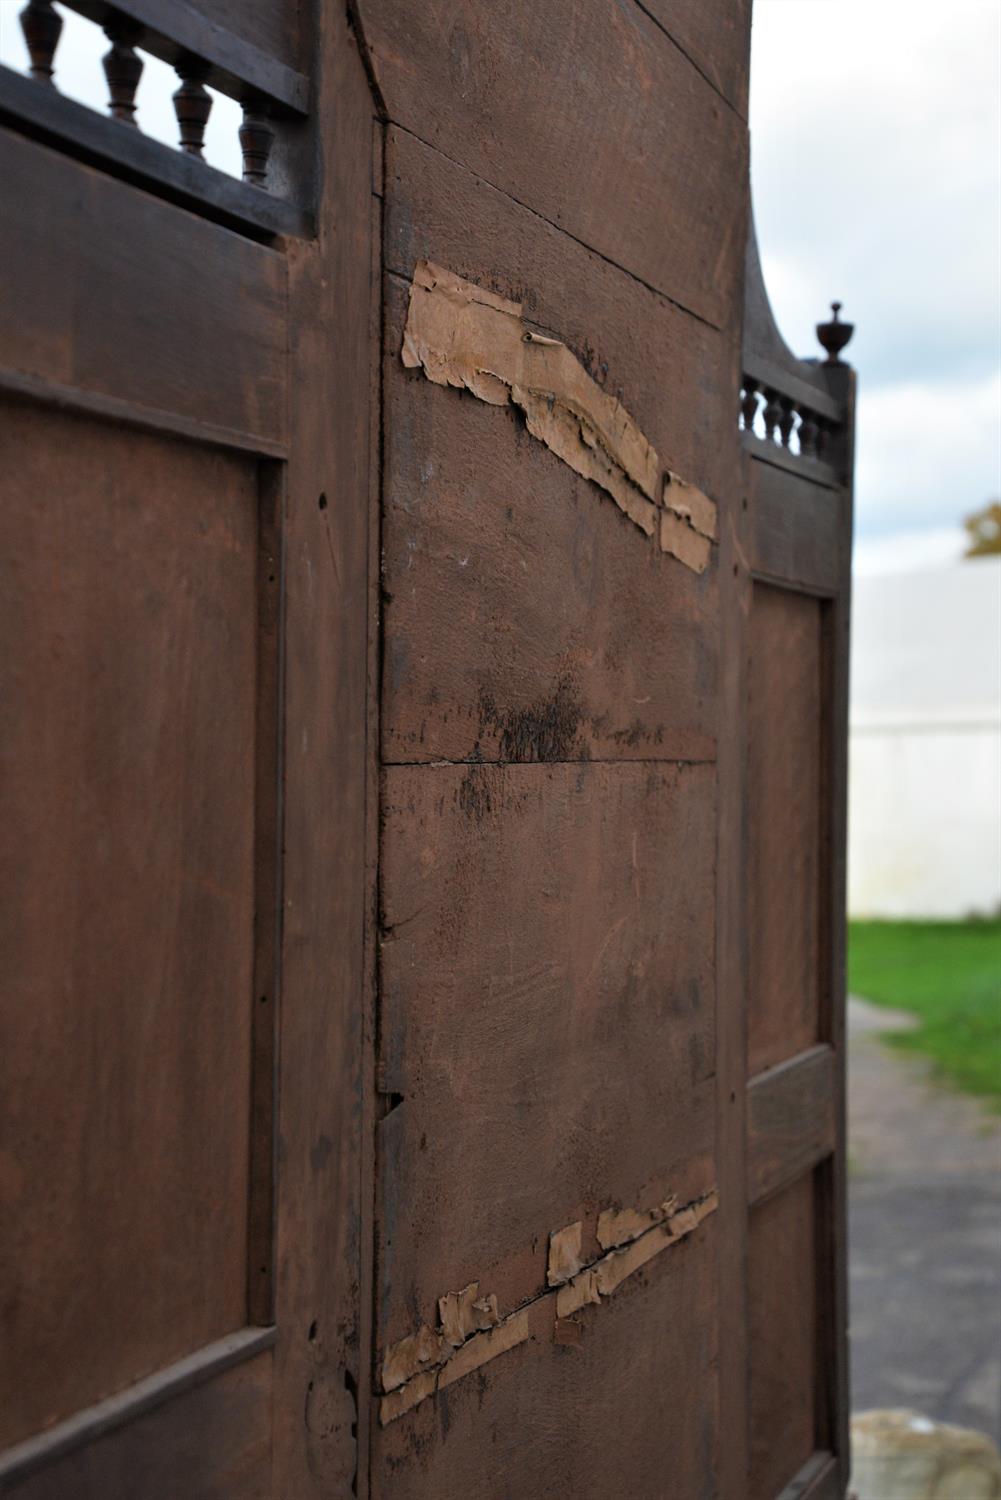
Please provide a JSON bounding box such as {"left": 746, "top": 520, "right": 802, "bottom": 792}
{"left": 848, "top": 995, "right": 1001, "bottom": 1444}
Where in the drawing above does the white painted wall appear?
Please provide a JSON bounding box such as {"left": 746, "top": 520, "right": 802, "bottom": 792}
{"left": 848, "top": 558, "right": 1001, "bottom": 918}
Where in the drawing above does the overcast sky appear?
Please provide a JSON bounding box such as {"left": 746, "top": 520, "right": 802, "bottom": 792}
{"left": 750, "top": 0, "right": 1001, "bottom": 571}
{"left": 3, "top": 3, "right": 998, "bottom": 573}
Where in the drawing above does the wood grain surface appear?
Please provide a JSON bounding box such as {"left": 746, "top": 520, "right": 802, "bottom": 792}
{"left": 354, "top": 0, "right": 747, "bottom": 327}
{"left": 747, "top": 583, "right": 823, "bottom": 1076}
{"left": 376, "top": 760, "right": 716, "bottom": 1353}
{"left": 0, "top": 402, "right": 257, "bottom": 1448}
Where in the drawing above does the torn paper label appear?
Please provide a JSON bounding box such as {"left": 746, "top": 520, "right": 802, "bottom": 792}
{"left": 660, "top": 511, "right": 712, "bottom": 574}
{"left": 596, "top": 1196, "right": 678, "bottom": 1251}
{"left": 663, "top": 471, "right": 717, "bottom": 540}
{"left": 379, "top": 1368, "right": 437, "bottom": 1426}
{"left": 381, "top": 1323, "right": 444, "bottom": 1394}
{"left": 402, "top": 261, "right": 659, "bottom": 536}
{"left": 437, "top": 1309, "right": 530, "bottom": 1391}
{"left": 659, "top": 471, "right": 718, "bottom": 573}
{"left": 438, "top": 1282, "right": 481, "bottom": 1348}
{"left": 547, "top": 1221, "right": 584, "bottom": 1286}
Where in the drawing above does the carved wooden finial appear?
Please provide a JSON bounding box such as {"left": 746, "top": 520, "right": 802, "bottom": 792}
{"left": 103, "top": 18, "right": 144, "bottom": 125}
{"left": 19, "top": 0, "right": 63, "bottom": 85}
{"left": 173, "top": 56, "right": 212, "bottom": 158}
{"left": 239, "top": 106, "right": 274, "bottom": 186}
{"left": 816, "top": 301, "right": 855, "bottom": 366}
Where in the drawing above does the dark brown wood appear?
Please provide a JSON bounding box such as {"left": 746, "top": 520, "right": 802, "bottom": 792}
{"left": 19, "top": 0, "right": 62, "bottom": 84}
{"left": 748, "top": 1176, "right": 818, "bottom": 1500}
{"left": 377, "top": 761, "right": 716, "bottom": 1340}
{"left": 4, "top": 1349, "right": 273, "bottom": 1500}
{"left": 375, "top": 1220, "right": 719, "bottom": 1500}
{"left": 379, "top": 129, "right": 730, "bottom": 766}
{"left": 0, "top": 126, "right": 289, "bottom": 438}
{"left": 102, "top": 17, "right": 143, "bottom": 125}
{"left": 0, "top": 70, "right": 310, "bottom": 239}
{"left": 748, "top": 1045, "right": 836, "bottom": 1207}
{"left": 173, "top": 55, "right": 212, "bottom": 158}
{"left": 0, "top": 3, "right": 855, "bottom": 1492}
{"left": 777, "top": 1451, "right": 841, "bottom": 1500}
{"left": 268, "top": 9, "right": 377, "bottom": 1494}
{"left": 714, "top": 385, "right": 753, "bottom": 1500}
{"left": 0, "top": 1330, "right": 275, "bottom": 1487}
{"left": 353, "top": 0, "right": 747, "bottom": 328}
{"left": 747, "top": 583, "right": 823, "bottom": 1076}
{"left": 637, "top": 0, "right": 752, "bottom": 116}
{"left": 0, "top": 401, "right": 258, "bottom": 1448}
{"left": 62, "top": 0, "right": 308, "bottom": 110}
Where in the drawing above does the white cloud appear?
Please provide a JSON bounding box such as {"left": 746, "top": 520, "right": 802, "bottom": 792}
{"left": 751, "top": 0, "right": 1001, "bottom": 544}
{"left": 855, "top": 371, "right": 1001, "bottom": 535}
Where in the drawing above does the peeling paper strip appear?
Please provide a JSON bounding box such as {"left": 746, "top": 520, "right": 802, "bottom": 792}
{"left": 547, "top": 1221, "right": 584, "bottom": 1286}
{"left": 381, "top": 1323, "right": 444, "bottom": 1394}
{"left": 402, "top": 261, "right": 660, "bottom": 537}
{"left": 660, "top": 511, "right": 712, "bottom": 574}
{"left": 378, "top": 1188, "right": 718, "bottom": 1423}
{"left": 379, "top": 1369, "right": 437, "bottom": 1426}
{"left": 438, "top": 1308, "right": 530, "bottom": 1391}
{"left": 660, "top": 470, "right": 718, "bottom": 574}
{"left": 596, "top": 1195, "right": 678, "bottom": 1251}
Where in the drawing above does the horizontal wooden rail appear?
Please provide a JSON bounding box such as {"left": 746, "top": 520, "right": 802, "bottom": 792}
{"left": 747, "top": 1044, "right": 836, "bottom": 1207}
{"left": 775, "top": 1450, "right": 841, "bottom": 1500}
{"left": 62, "top": 0, "right": 309, "bottom": 114}
{"left": 0, "top": 1325, "right": 276, "bottom": 1485}
{"left": 0, "top": 67, "right": 309, "bottom": 240}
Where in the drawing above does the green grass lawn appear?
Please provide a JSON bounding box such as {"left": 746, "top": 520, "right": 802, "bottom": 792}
{"left": 848, "top": 919, "right": 1001, "bottom": 1107}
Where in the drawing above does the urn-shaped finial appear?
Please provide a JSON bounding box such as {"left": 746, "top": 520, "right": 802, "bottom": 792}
{"left": 816, "top": 301, "right": 854, "bottom": 365}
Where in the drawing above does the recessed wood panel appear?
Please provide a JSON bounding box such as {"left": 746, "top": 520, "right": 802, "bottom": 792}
{"left": 0, "top": 402, "right": 259, "bottom": 1447}
{"left": 747, "top": 584, "right": 823, "bottom": 1076}
{"left": 748, "top": 1174, "right": 817, "bottom": 1500}
{"left": 377, "top": 760, "right": 716, "bottom": 1340}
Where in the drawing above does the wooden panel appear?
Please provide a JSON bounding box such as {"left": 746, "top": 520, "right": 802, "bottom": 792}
{"left": 748, "top": 1176, "right": 817, "bottom": 1500}
{"left": 381, "top": 278, "right": 719, "bottom": 765}
{"left": 6, "top": 1350, "right": 272, "bottom": 1500}
{"left": 747, "top": 584, "right": 822, "bottom": 1076}
{"left": 639, "top": 0, "right": 752, "bottom": 115}
{"left": 356, "top": 0, "right": 747, "bottom": 327}
{"left": 0, "top": 401, "right": 257, "bottom": 1447}
{"left": 373, "top": 1220, "right": 717, "bottom": 1498}
{"left": 377, "top": 760, "right": 716, "bottom": 1339}
{"left": 0, "top": 129, "right": 287, "bottom": 448}
{"left": 383, "top": 128, "right": 736, "bottom": 504}
{"left": 749, "top": 455, "right": 841, "bottom": 595}
{"left": 747, "top": 1046, "right": 835, "bottom": 1207}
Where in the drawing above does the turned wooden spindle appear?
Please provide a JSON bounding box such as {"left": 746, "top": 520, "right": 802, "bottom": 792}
{"left": 173, "top": 56, "right": 212, "bottom": 158}
{"left": 740, "top": 379, "right": 760, "bottom": 433}
{"left": 19, "top": 0, "right": 62, "bottom": 85}
{"left": 798, "top": 408, "right": 818, "bottom": 459}
{"left": 762, "top": 388, "right": 783, "bottom": 444}
{"left": 815, "top": 418, "right": 831, "bottom": 460}
{"left": 239, "top": 106, "right": 274, "bottom": 186}
{"left": 778, "top": 397, "right": 796, "bottom": 449}
{"left": 103, "top": 17, "right": 144, "bottom": 125}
